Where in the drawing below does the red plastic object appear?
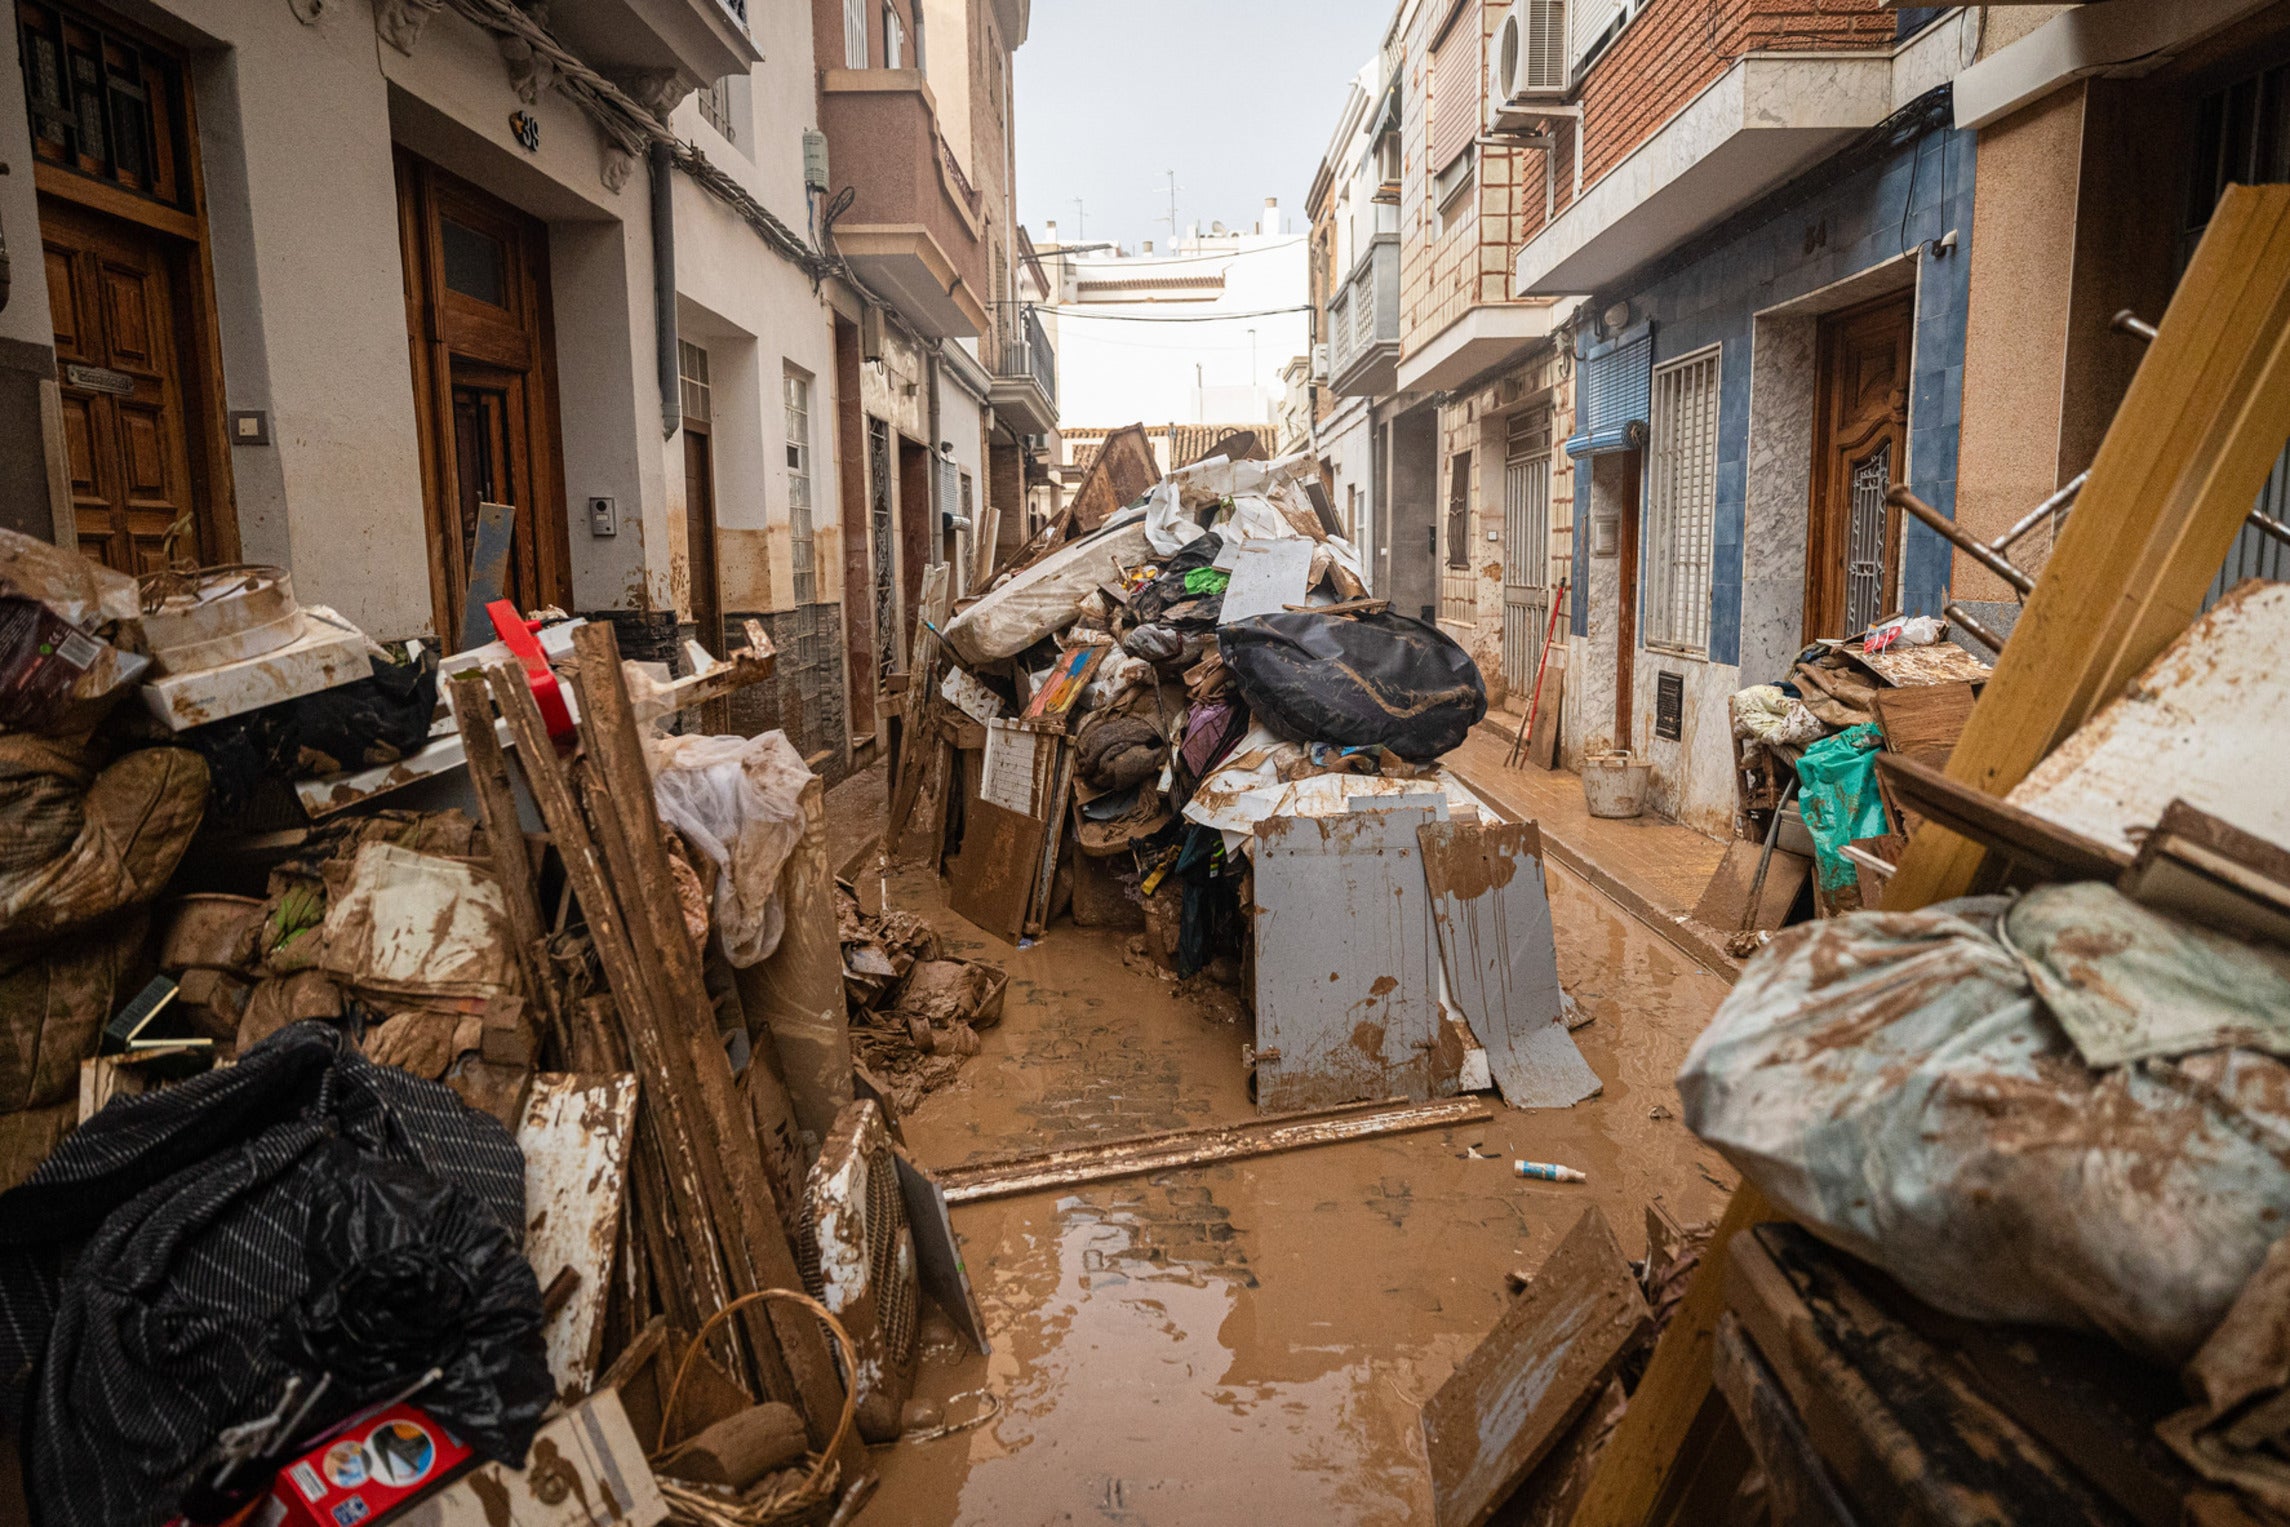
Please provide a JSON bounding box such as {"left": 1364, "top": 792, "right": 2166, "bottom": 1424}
{"left": 267, "top": 1402, "right": 476, "bottom": 1527}
{"left": 487, "top": 600, "right": 574, "bottom": 740}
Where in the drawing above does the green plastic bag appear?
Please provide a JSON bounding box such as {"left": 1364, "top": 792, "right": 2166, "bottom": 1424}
{"left": 1794, "top": 723, "right": 1888, "bottom": 891}
{"left": 1184, "top": 566, "right": 1231, "bottom": 596}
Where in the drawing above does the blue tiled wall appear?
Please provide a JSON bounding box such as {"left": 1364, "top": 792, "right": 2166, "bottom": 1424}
{"left": 1569, "top": 121, "right": 1976, "bottom": 662}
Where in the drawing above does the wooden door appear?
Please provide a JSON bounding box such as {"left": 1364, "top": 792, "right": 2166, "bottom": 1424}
{"left": 43, "top": 197, "right": 197, "bottom": 572}
{"left": 683, "top": 426, "right": 722, "bottom": 658}
{"left": 1806, "top": 290, "right": 1913, "bottom": 642}
{"left": 397, "top": 150, "right": 569, "bottom": 644}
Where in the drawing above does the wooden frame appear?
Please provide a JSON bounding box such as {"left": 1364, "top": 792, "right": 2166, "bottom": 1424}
{"left": 23, "top": 0, "right": 238, "bottom": 567}
{"left": 395, "top": 148, "right": 571, "bottom": 644}
{"left": 1803, "top": 289, "right": 1913, "bottom": 644}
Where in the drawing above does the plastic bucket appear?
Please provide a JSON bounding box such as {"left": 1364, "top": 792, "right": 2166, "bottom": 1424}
{"left": 1582, "top": 750, "right": 1651, "bottom": 819}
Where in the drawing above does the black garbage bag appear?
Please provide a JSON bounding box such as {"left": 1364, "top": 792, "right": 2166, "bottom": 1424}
{"left": 1131, "top": 534, "right": 1226, "bottom": 628}
{"left": 0, "top": 1021, "right": 544, "bottom": 1527}
{"left": 1219, "top": 610, "right": 1486, "bottom": 760}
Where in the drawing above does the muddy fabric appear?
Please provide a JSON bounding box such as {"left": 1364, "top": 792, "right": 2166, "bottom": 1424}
{"left": 0, "top": 1021, "right": 540, "bottom": 1527}
{"left": 649, "top": 729, "right": 810, "bottom": 967}
{"left": 1075, "top": 714, "right": 1162, "bottom": 792}
{"left": 1680, "top": 896, "right": 2290, "bottom": 1365}
{"left": 1793, "top": 725, "right": 1888, "bottom": 892}
{"left": 1219, "top": 610, "right": 1486, "bottom": 760}
{"left": 2160, "top": 1232, "right": 2290, "bottom": 1510}
{"left": 0, "top": 741, "right": 207, "bottom": 948}
{"left": 0, "top": 914, "right": 149, "bottom": 1112}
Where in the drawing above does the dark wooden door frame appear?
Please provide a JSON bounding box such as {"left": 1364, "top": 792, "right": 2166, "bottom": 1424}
{"left": 396, "top": 147, "right": 571, "bottom": 644}
{"left": 1804, "top": 288, "right": 1914, "bottom": 643}
{"left": 23, "top": 0, "right": 237, "bottom": 567}
{"left": 682, "top": 422, "right": 721, "bottom": 659}
{"left": 897, "top": 431, "right": 931, "bottom": 662}
{"left": 831, "top": 314, "right": 876, "bottom": 739}
{"left": 1615, "top": 448, "right": 1641, "bottom": 752}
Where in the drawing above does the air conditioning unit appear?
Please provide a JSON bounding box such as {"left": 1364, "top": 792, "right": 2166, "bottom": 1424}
{"left": 1492, "top": 0, "right": 1570, "bottom": 128}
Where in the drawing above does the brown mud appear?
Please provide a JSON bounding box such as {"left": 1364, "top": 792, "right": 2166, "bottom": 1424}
{"left": 855, "top": 848, "right": 1736, "bottom": 1526}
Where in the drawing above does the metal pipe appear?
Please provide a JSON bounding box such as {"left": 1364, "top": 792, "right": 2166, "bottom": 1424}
{"left": 1992, "top": 469, "right": 2087, "bottom": 552}
{"left": 1888, "top": 484, "right": 2035, "bottom": 595}
{"left": 1945, "top": 600, "right": 2008, "bottom": 654}
{"left": 650, "top": 141, "right": 680, "bottom": 440}
{"left": 2251, "top": 507, "right": 2290, "bottom": 548}
{"left": 2112, "top": 308, "right": 2158, "bottom": 342}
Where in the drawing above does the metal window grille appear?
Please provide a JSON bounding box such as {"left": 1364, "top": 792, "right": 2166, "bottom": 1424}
{"left": 698, "top": 77, "right": 736, "bottom": 140}
{"left": 1445, "top": 451, "right": 1473, "bottom": 570}
{"left": 678, "top": 340, "right": 711, "bottom": 426}
{"left": 1644, "top": 348, "right": 1719, "bottom": 655}
{"left": 844, "top": 0, "right": 867, "bottom": 67}
{"left": 1502, "top": 409, "right": 1555, "bottom": 693}
{"left": 785, "top": 371, "right": 817, "bottom": 604}
{"left": 1845, "top": 441, "right": 1891, "bottom": 637}
{"left": 868, "top": 418, "right": 896, "bottom": 675}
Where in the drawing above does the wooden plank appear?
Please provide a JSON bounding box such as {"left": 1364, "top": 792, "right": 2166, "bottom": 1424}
{"left": 1725, "top": 1224, "right": 2135, "bottom": 1525}
{"left": 946, "top": 797, "right": 1046, "bottom": 940}
{"left": 566, "top": 624, "right": 853, "bottom": 1458}
{"left": 1252, "top": 806, "right": 1444, "bottom": 1112}
{"left": 1710, "top": 1313, "right": 1861, "bottom": 1527}
{"left": 1873, "top": 680, "right": 1977, "bottom": 770}
{"left": 1691, "top": 839, "right": 1812, "bottom": 932}
{"left": 1067, "top": 421, "right": 1160, "bottom": 534}
{"left": 1417, "top": 819, "right": 1600, "bottom": 1109}
{"left": 1421, "top": 1206, "right": 1653, "bottom": 1527}
{"left": 1876, "top": 753, "right": 2129, "bottom": 881}
{"left": 447, "top": 671, "right": 565, "bottom": 1053}
{"left": 1529, "top": 665, "right": 1565, "bottom": 771}
{"left": 934, "top": 1095, "right": 1492, "bottom": 1204}
{"left": 518, "top": 1072, "right": 638, "bottom": 1403}
{"left": 1569, "top": 1185, "right": 1777, "bottom": 1527}
{"left": 1889, "top": 184, "right": 2290, "bottom": 908}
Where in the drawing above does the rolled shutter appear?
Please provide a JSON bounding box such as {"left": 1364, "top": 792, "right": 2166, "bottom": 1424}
{"left": 1430, "top": 3, "right": 1482, "bottom": 175}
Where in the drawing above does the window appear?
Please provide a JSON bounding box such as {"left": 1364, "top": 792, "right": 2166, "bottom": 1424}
{"left": 1346, "top": 483, "right": 1360, "bottom": 543}
{"left": 883, "top": 2, "right": 905, "bottom": 68}
{"left": 440, "top": 217, "right": 507, "bottom": 307}
{"left": 1644, "top": 348, "right": 1721, "bottom": 655}
{"left": 843, "top": 0, "right": 866, "bottom": 67}
{"left": 678, "top": 340, "right": 711, "bottom": 426}
{"left": 1445, "top": 451, "right": 1472, "bottom": 569}
{"left": 785, "top": 368, "right": 817, "bottom": 604}
{"left": 699, "top": 77, "right": 736, "bottom": 141}
{"left": 1435, "top": 145, "right": 1476, "bottom": 228}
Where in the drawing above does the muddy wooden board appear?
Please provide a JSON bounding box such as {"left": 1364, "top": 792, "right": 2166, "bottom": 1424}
{"left": 1693, "top": 839, "right": 1814, "bottom": 932}
{"left": 1421, "top": 1206, "right": 1652, "bottom": 1527}
{"left": 517, "top": 1071, "right": 639, "bottom": 1402}
{"left": 1874, "top": 680, "right": 1977, "bottom": 770}
{"left": 947, "top": 796, "right": 1047, "bottom": 941}
{"left": 1417, "top": 819, "right": 1600, "bottom": 1109}
{"left": 1251, "top": 805, "right": 1443, "bottom": 1112}
{"left": 1529, "top": 664, "right": 1565, "bottom": 771}
{"left": 893, "top": 1146, "right": 991, "bottom": 1355}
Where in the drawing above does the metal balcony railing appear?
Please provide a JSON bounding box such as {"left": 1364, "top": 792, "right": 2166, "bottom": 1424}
{"left": 1329, "top": 234, "right": 1400, "bottom": 390}
{"left": 995, "top": 303, "right": 1056, "bottom": 404}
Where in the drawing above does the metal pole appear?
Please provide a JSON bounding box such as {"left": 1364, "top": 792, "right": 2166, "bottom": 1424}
{"left": 650, "top": 141, "right": 680, "bottom": 440}
{"left": 1887, "top": 484, "right": 2035, "bottom": 595}
{"left": 1991, "top": 470, "right": 2087, "bottom": 552}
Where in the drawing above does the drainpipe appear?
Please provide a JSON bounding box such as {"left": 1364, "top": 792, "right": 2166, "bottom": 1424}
{"left": 927, "top": 348, "right": 944, "bottom": 567}
{"left": 650, "top": 141, "right": 680, "bottom": 440}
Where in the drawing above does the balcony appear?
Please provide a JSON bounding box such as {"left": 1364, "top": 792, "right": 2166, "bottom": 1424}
{"left": 990, "top": 303, "right": 1057, "bottom": 435}
{"left": 819, "top": 71, "right": 989, "bottom": 340}
{"left": 1328, "top": 234, "right": 1399, "bottom": 397}
{"left": 545, "top": 0, "right": 758, "bottom": 90}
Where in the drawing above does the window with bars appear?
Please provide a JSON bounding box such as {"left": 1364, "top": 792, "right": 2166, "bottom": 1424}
{"left": 18, "top": 0, "right": 187, "bottom": 209}
{"left": 843, "top": 0, "right": 867, "bottom": 66}
{"left": 678, "top": 340, "right": 711, "bottom": 426}
{"left": 785, "top": 369, "right": 817, "bottom": 604}
{"left": 1644, "top": 347, "right": 1720, "bottom": 656}
{"left": 1445, "top": 450, "right": 1473, "bottom": 570}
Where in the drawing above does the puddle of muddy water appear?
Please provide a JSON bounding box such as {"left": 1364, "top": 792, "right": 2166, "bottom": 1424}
{"left": 859, "top": 858, "right": 1735, "bottom": 1527}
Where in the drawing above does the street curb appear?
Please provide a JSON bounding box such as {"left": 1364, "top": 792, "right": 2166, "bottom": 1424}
{"left": 1448, "top": 762, "right": 1744, "bottom": 987}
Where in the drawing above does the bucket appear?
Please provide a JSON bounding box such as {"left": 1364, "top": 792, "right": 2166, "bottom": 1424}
{"left": 1582, "top": 750, "right": 1651, "bottom": 819}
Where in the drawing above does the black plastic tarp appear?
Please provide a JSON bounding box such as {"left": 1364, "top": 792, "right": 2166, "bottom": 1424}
{"left": 1218, "top": 610, "right": 1486, "bottom": 760}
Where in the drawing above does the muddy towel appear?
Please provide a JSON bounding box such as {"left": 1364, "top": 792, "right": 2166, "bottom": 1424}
{"left": 1219, "top": 610, "right": 1485, "bottom": 760}
{"left": 0, "top": 1022, "right": 547, "bottom": 1527}
{"left": 1679, "top": 895, "right": 2290, "bottom": 1366}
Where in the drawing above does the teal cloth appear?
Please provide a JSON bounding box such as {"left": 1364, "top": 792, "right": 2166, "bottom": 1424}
{"left": 1794, "top": 723, "right": 1889, "bottom": 891}
{"left": 1184, "top": 566, "right": 1231, "bottom": 596}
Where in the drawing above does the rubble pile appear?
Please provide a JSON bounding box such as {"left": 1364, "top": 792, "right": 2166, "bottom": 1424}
{"left": 0, "top": 528, "right": 993, "bottom": 1526}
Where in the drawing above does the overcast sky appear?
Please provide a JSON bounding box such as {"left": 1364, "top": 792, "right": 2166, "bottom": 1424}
{"left": 1015, "top": 0, "right": 1394, "bottom": 252}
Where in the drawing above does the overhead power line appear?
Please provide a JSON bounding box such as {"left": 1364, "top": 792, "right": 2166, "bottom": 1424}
{"left": 1041, "top": 304, "right": 1313, "bottom": 323}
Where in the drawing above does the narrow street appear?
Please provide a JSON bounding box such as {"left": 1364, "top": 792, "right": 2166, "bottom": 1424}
{"left": 835, "top": 764, "right": 1736, "bottom": 1524}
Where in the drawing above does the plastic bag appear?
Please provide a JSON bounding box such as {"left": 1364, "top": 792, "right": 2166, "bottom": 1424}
{"left": 0, "top": 739, "right": 207, "bottom": 947}
{"left": 649, "top": 729, "right": 810, "bottom": 966}
{"left": 1730, "top": 684, "right": 1826, "bottom": 747}
{"left": 1219, "top": 610, "right": 1486, "bottom": 761}
{"left": 1680, "top": 895, "right": 2290, "bottom": 1365}
{"left": 1794, "top": 723, "right": 1887, "bottom": 890}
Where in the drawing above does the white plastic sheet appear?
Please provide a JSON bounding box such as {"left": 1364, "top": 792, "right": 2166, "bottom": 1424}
{"left": 1680, "top": 894, "right": 2290, "bottom": 1365}
{"left": 648, "top": 729, "right": 811, "bottom": 967}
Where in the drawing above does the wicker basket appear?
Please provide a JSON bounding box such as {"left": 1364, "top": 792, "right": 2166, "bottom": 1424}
{"left": 650, "top": 1290, "right": 859, "bottom": 1527}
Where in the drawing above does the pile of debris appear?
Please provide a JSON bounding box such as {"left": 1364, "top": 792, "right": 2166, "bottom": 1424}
{"left": 0, "top": 527, "right": 990, "bottom": 1525}
{"left": 885, "top": 426, "right": 1596, "bottom": 1121}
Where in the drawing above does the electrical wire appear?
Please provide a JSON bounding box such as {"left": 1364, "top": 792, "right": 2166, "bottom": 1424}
{"left": 1041, "top": 304, "right": 1314, "bottom": 323}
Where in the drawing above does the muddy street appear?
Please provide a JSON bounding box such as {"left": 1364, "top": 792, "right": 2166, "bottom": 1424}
{"left": 851, "top": 776, "right": 1735, "bottom": 1526}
